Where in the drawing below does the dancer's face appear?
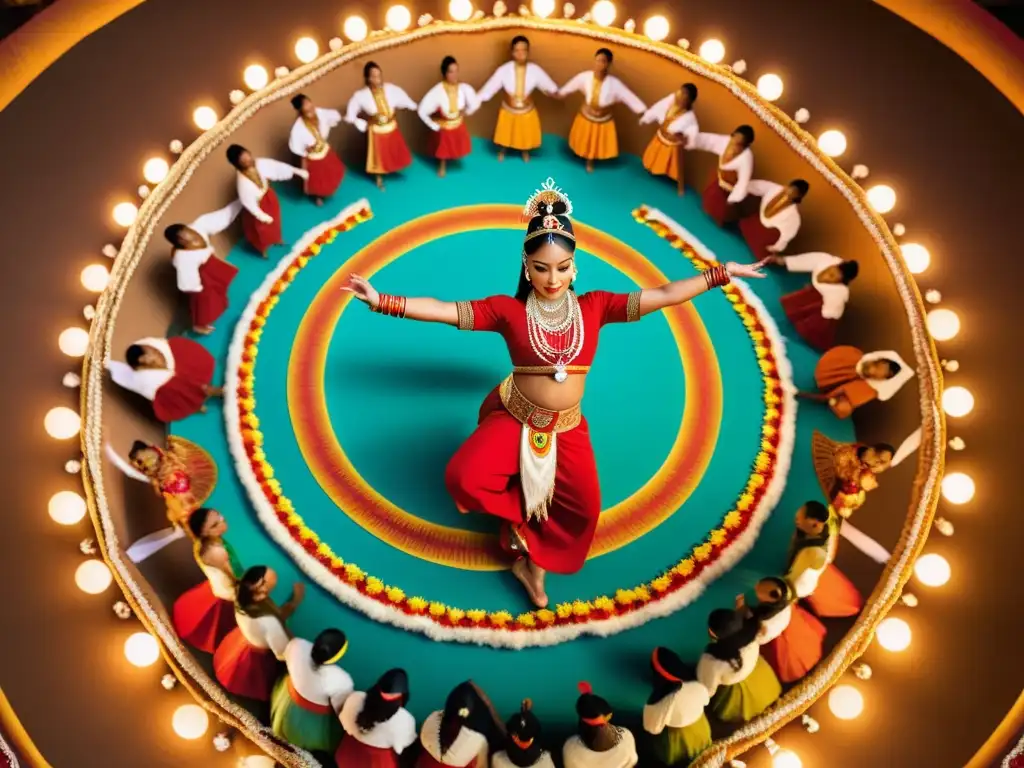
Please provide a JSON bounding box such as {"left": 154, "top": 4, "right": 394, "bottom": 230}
{"left": 201, "top": 509, "right": 228, "bottom": 538}
{"left": 444, "top": 62, "right": 459, "bottom": 84}
{"left": 298, "top": 98, "right": 317, "bottom": 120}
{"left": 861, "top": 446, "right": 894, "bottom": 472}
{"left": 795, "top": 507, "right": 824, "bottom": 535}
{"left": 366, "top": 67, "right": 383, "bottom": 88}
{"left": 593, "top": 52, "right": 610, "bottom": 75}
{"left": 131, "top": 446, "right": 161, "bottom": 475}
{"left": 512, "top": 41, "right": 529, "bottom": 64}
{"left": 526, "top": 243, "right": 575, "bottom": 300}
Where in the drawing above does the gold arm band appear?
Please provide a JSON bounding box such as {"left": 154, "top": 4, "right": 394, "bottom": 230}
{"left": 513, "top": 365, "right": 590, "bottom": 375}
{"left": 455, "top": 300, "right": 475, "bottom": 330}
{"left": 626, "top": 289, "right": 642, "bottom": 322}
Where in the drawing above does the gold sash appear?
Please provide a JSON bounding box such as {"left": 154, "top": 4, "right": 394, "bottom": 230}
{"left": 581, "top": 76, "right": 612, "bottom": 122}
{"left": 303, "top": 117, "right": 330, "bottom": 160}
{"left": 437, "top": 82, "right": 464, "bottom": 129}
{"left": 369, "top": 87, "right": 397, "bottom": 134}
{"left": 502, "top": 63, "right": 535, "bottom": 114}
{"left": 656, "top": 92, "right": 686, "bottom": 145}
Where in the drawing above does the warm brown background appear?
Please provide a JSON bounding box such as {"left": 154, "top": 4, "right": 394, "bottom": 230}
{"left": 0, "top": 0, "right": 1020, "bottom": 766}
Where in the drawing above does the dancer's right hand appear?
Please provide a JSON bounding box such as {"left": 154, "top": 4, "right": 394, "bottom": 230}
{"left": 341, "top": 274, "right": 379, "bottom": 308}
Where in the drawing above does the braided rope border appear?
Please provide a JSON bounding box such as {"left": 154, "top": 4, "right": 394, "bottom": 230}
{"left": 79, "top": 15, "right": 943, "bottom": 767}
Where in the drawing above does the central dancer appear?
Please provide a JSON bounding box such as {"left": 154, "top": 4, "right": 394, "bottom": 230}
{"left": 343, "top": 179, "right": 767, "bottom": 607}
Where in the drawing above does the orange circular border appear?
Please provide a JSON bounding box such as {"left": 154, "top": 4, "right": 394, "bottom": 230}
{"left": 288, "top": 204, "right": 722, "bottom": 570}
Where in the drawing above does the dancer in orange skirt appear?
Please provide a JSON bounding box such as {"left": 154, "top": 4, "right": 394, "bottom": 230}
{"left": 740, "top": 576, "right": 827, "bottom": 684}
{"left": 786, "top": 501, "right": 862, "bottom": 619}
{"left": 164, "top": 201, "right": 242, "bottom": 334}
{"left": 289, "top": 94, "right": 346, "bottom": 206}
{"left": 227, "top": 144, "right": 307, "bottom": 257}
{"left": 477, "top": 35, "right": 559, "bottom": 162}
{"left": 345, "top": 61, "right": 417, "bottom": 189}
{"left": 640, "top": 84, "right": 699, "bottom": 195}
{"left": 739, "top": 179, "right": 809, "bottom": 258}
{"left": 336, "top": 669, "right": 418, "bottom": 768}
{"left": 773, "top": 252, "right": 858, "bottom": 350}
{"left": 558, "top": 48, "right": 646, "bottom": 173}
{"left": 418, "top": 56, "right": 480, "bottom": 177}
{"left": 342, "top": 177, "right": 768, "bottom": 607}
{"left": 799, "top": 346, "right": 914, "bottom": 419}
{"left": 417, "top": 681, "right": 499, "bottom": 768}
{"left": 691, "top": 126, "right": 755, "bottom": 225}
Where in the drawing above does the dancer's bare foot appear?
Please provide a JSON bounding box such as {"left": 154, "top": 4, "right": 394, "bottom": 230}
{"left": 512, "top": 559, "right": 548, "bottom": 608}
{"left": 438, "top": 160, "right": 447, "bottom": 178}
{"left": 193, "top": 325, "right": 214, "bottom": 335}
{"left": 376, "top": 175, "right": 384, "bottom": 190}
{"left": 522, "top": 151, "right": 530, "bottom": 163}
{"left": 315, "top": 197, "right": 324, "bottom": 207}
{"left": 497, "top": 149, "right": 505, "bottom": 162}
{"left": 586, "top": 159, "right": 594, "bottom": 173}
{"left": 455, "top": 501, "right": 470, "bottom": 514}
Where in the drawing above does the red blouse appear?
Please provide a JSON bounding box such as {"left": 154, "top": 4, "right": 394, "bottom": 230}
{"left": 455, "top": 290, "right": 642, "bottom": 367}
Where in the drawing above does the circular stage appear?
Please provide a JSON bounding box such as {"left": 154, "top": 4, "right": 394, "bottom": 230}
{"left": 170, "top": 136, "right": 853, "bottom": 725}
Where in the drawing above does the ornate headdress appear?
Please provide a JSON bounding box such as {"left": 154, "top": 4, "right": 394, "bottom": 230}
{"left": 523, "top": 177, "right": 575, "bottom": 244}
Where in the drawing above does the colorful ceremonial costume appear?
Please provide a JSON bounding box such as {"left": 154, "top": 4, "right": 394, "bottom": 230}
{"left": 787, "top": 512, "right": 862, "bottom": 618}
{"left": 336, "top": 691, "right": 418, "bottom": 768}
{"left": 812, "top": 431, "right": 875, "bottom": 517}
{"left": 444, "top": 290, "right": 641, "bottom": 574}
{"left": 691, "top": 132, "right": 753, "bottom": 225}
{"left": 106, "top": 336, "right": 215, "bottom": 423}
{"left": 235, "top": 158, "right": 305, "bottom": 254}
{"left": 172, "top": 201, "right": 242, "bottom": 330}
{"left": 697, "top": 628, "right": 782, "bottom": 723}
{"left": 640, "top": 91, "right": 699, "bottom": 183}
{"left": 213, "top": 599, "right": 289, "bottom": 701}
{"left": 754, "top": 587, "right": 827, "bottom": 684}
{"left": 418, "top": 81, "right": 480, "bottom": 160}
{"left": 814, "top": 347, "right": 914, "bottom": 416}
{"left": 271, "top": 637, "right": 354, "bottom": 753}
{"left": 643, "top": 649, "right": 712, "bottom": 766}
{"left": 779, "top": 252, "right": 850, "bottom": 350}
{"left": 739, "top": 180, "right": 803, "bottom": 258}
{"left": 289, "top": 107, "right": 346, "bottom": 198}
{"left": 172, "top": 539, "right": 242, "bottom": 653}
{"left": 345, "top": 83, "right": 417, "bottom": 175}
{"left": 477, "top": 61, "right": 558, "bottom": 151}
{"left": 559, "top": 71, "right": 646, "bottom": 162}
{"left": 416, "top": 710, "right": 489, "bottom": 768}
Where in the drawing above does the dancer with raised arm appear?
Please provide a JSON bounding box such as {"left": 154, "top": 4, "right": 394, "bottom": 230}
{"left": 690, "top": 126, "right": 755, "bottom": 225}
{"left": 341, "top": 177, "right": 768, "bottom": 608}
{"left": 226, "top": 144, "right": 308, "bottom": 257}
{"left": 345, "top": 61, "right": 418, "bottom": 189}
{"left": 289, "top": 94, "right": 346, "bottom": 205}
{"left": 639, "top": 83, "right": 699, "bottom": 195}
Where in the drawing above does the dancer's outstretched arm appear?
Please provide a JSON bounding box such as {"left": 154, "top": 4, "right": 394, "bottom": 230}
{"left": 636, "top": 259, "right": 769, "bottom": 317}
{"left": 341, "top": 274, "right": 460, "bottom": 325}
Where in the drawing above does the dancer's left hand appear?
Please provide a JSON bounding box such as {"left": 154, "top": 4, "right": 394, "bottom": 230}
{"left": 725, "top": 259, "right": 771, "bottom": 279}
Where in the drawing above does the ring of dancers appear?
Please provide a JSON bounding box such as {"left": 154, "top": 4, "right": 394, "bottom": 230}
{"left": 341, "top": 177, "right": 768, "bottom": 608}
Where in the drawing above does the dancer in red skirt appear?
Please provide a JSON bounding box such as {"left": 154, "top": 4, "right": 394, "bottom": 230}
{"left": 786, "top": 501, "right": 863, "bottom": 618}
{"left": 214, "top": 565, "right": 303, "bottom": 701}
{"left": 344, "top": 61, "right": 417, "bottom": 189}
{"left": 336, "top": 668, "right": 418, "bottom": 768}
{"left": 106, "top": 336, "right": 221, "bottom": 422}
{"left": 173, "top": 508, "right": 242, "bottom": 652}
{"left": 227, "top": 144, "right": 308, "bottom": 257}
{"left": 691, "top": 126, "right": 755, "bottom": 225}
{"left": 342, "top": 177, "right": 768, "bottom": 607}
{"left": 773, "top": 252, "right": 858, "bottom": 350}
{"left": 164, "top": 201, "right": 242, "bottom": 334}
{"left": 741, "top": 576, "right": 827, "bottom": 684}
{"left": 417, "top": 681, "right": 500, "bottom": 768}
{"left": 289, "top": 94, "right": 346, "bottom": 206}
{"left": 739, "top": 178, "right": 809, "bottom": 259}
{"left": 418, "top": 56, "right": 480, "bottom": 177}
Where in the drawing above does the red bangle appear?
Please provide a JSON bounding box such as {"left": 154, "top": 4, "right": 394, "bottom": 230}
{"left": 704, "top": 265, "right": 730, "bottom": 290}
{"left": 372, "top": 293, "right": 407, "bottom": 318}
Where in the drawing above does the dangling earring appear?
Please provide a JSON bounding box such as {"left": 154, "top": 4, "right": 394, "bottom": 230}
{"left": 572, "top": 262, "right": 579, "bottom": 282}
{"left": 524, "top": 264, "right": 531, "bottom": 281}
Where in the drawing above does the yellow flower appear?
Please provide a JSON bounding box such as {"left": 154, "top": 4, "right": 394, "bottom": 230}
{"left": 674, "top": 559, "right": 695, "bottom": 577}
{"left": 386, "top": 587, "right": 406, "bottom": 603}
{"left": 343, "top": 563, "right": 364, "bottom": 582}
{"left": 239, "top": 397, "right": 256, "bottom": 412}
{"left": 516, "top": 613, "right": 537, "bottom": 628}
{"left": 466, "top": 609, "right": 487, "bottom": 624}
{"left": 408, "top": 597, "right": 428, "bottom": 613}
{"left": 594, "top": 596, "right": 615, "bottom": 612}
{"left": 651, "top": 575, "right": 672, "bottom": 593}
{"left": 762, "top": 425, "right": 778, "bottom": 439}
{"left": 489, "top": 611, "right": 513, "bottom": 627}
{"left": 761, "top": 439, "right": 777, "bottom": 454}
{"left": 428, "top": 602, "right": 447, "bottom": 617}
{"left": 724, "top": 511, "right": 743, "bottom": 529}
{"left": 365, "top": 577, "right": 384, "bottom": 595}
{"left": 535, "top": 609, "right": 556, "bottom": 624}
{"left": 329, "top": 556, "right": 344, "bottom": 569}
{"left": 277, "top": 498, "right": 294, "bottom": 513}
{"left": 694, "top": 543, "right": 713, "bottom": 562}
{"left": 710, "top": 529, "right": 728, "bottom": 545}
{"left": 748, "top": 474, "right": 766, "bottom": 489}
{"left": 754, "top": 452, "right": 772, "bottom": 472}
{"left": 285, "top": 512, "right": 302, "bottom": 527}
{"left": 285, "top": 266, "right": 300, "bottom": 281}
{"left": 758, "top": 360, "right": 775, "bottom": 374}
{"left": 296, "top": 256, "right": 309, "bottom": 268}
{"left": 614, "top": 589, "right": 636, "bottom": 606}
{"left": 309, "top": 244, "right": 321, "bottom": 256}
{"left": 755, "top": 346, "right": 769, "bottom": 360}
{"left": 572, "top": 600, "right": 592, "bottom": 617}
{"left": 243, "top": 413, "right": 260, "bottom": 429}
{"left": 750, "top": 331, "right": 765, "bottom": 342}
{"left": 317, "top": 542, "right": 332, "bottom": 556}
{"left": 447, "top": 607, "right": 465, "bottom": 623}
{"left": 252, "top": 431, "right": 264, "bottom": 447}
{"left": 260, "top": 463, "right": 274, "bottom": 479}
{"left": 267, "top": 479, "right": 282, "bottom": 495}
{"left": 765, "top": 407, "right": 780, "bottom": 422}
{"left": 765, "top": 392, "right": 781, "bottom": 406}
{"left": 239, "top": 361, "right": 255, "bottom": 375}
{"left": 737, "top": 494, "right": 753, "bottom": 511}
{"left": 555, "top": 603, "right": 573, "bottom": 619}
{"left": 634, "top": 585, "right": 652, "bottom": 602}
{"left": 726, "top": 293, "right": 741, "bottom": 304}
{"left": 267, "top": 296, "right": 280, "bottom": 308}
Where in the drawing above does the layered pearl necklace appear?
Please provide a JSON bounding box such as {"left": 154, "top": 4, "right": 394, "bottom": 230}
{"left": 525, "top": 290, "right": 585, "bottom": 383}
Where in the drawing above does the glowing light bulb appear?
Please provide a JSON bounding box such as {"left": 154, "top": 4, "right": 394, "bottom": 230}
{"left": 385, "top": 5, "right": 412, "bottom": 31}
{"left": 828, "top": 684, "right": 864, "bottom": 720}
{"left": 942, "top": 386, "right": 974, "bottom": 417}
{"left": 81, "top": 264, "right": 110, "bottom": 293}
{"left": 900, "top": 242, "right": 930, "bottom": 274}
{"left": 927, "top": 308, "right": 960, "bottom": 341}
{"left": 773, "top": 750, "right": 802, "bottom": 768}
{"left": 75, "top": 559, "right": 112, "bottom": 594}
{"left": 941, "top": 472, "right": 975, "bottom": 504}
{"left": 112, "top": 202, "right": 138, "bottom": 227}
{"left": 45, "top": 407, "right": 81, "bottom": 439}
{"left": 530, "top": 0, "right": 554, "bottom": 16}
{"left": 343, "top": 16, "right": 369, "bottom": 41}
{"left": 141, "top": 157, "right": 169, "bottom": 185}
{"left": 817, "top": 129, "right": 847, "bottom": 158}
{"left": 124, "top": 632, "right": 161, "bottom": 667}
{"left": 49, "top": 491, "right": 86, "bottom": 525}
{"left": 450, "top": 0, "right": 474, "bottom": 20}
{"left": 294, "top": 37, "right": 319, "bottom": 63}
{"left": 699, "top": 39, "right": 725, "bottom": 64}
{"left": 643, "top": 15, "right": 669, "bottom": 41}
{"left": 756, "top": 73, "right": 784, "bottom": 101}
{"left": 59, "top": 327, "right": 90, "bottom": 357}
{"left": 192, "top": 106, "right": 218, "bottom": 131}
{"left": 590, "top": 0, "right": 616, "bottom": 26}
{"left": 914, "top": 553, "right": 951, "bottom": 587}
{"left": 876, "top": 617, "right": 911, "bottom": 651}
{"left": 243, "top": 64, "right": 269, "bottom": 90}
{"left": 866, "top": 184, "right": 896, "bottom": 213}
{"left": 172, "top": 704, "right": 209, "bottom": 740}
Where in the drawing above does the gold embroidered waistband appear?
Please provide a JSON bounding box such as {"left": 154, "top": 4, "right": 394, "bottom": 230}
{"left": 370, "top": 116, "right": 398, "bottom": 135}
{"left": 499, "top": 375, "right": 581, "bottom": 433}
{"left": 656, "top": 128, "right": 685, "bottom": 146}
{"left": 718, "top": 167, "right": 737, "bottom": 191}
{"left": 437, "top": 114, "right": 464, "bottom": 129}
{"left": 581, "top": 104, "right": 613, "bottom": 122}
{"left": 307, "top": 144, "right": 330, "bottom": 160}
{"left": 513, "top": 365, "right": 590, "bottom": 376}
{"left": 502, "top": 94, "right": 535, "bottom": 114}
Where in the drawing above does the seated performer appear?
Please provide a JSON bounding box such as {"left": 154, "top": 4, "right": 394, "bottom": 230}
{"left": 639, "top": 83, "right": 699, "bottom": 195}
{"left": 164, "top": 201, "right": 242, "bottom": 334}
{"left": 739, "top": 576, "right": 826, "bottom": 684}
{"left": 417, "top": 681, "right": 499, "bottom": 768}
{"left": 172, "top": 508, "right": 242, "bottom": 653}
{"left": 477, "top": 35, "right": 559, "bottom": 162}
{"left": 563, "top": 682, "right": 638, "bottom": 768}
{"left": 345, "top": 61, "right": 417, "bottom": 189}
{"left": 812, "top": 432, "right": 894, "bottom": 518}
{"left": 418, "top": 55, "right": 481, "bottom": 177}
{"left": 786, "top": 501, "right": 862, "bottom": 618}
{"left": 213, "top": 565, "right": 303, "bottom": 701}
{"left": 336, "top": 668, "right": 418, "bottom": 768}
{"left": 773, "top": 252, "right": 858, "bottom": 351}
{"left": 492, "top": 699, "right": 556, "bottom": 768}
{"left": 342, "top": 178, "right": 767, "bottom": 608}
{"left": 697, "top": 609, "right": 782, "bottom": 723}
{"left": 559, "top": 48, "right": 646, "bottom": 173}
{"left": 226, "top": 144, "right": 308, "bottom": 257}
{"left": 106, "top": 336, "right": 220, "bottom": 422}
{"left": 643, "top": 648, "right": 712, "bottom": 766}
{"left": 271, "top": 628, "right": 353, "bottom": 754}
{"left": 800, "top": 346, "right": 914, "bottom": 419}
{"left": 690, "top": 126, "right": 755, "bottom": 225}
{"left": 288, "top": 94, "right": 346, "bottom": 205}
{"left": 739, "top": 179, "right": 810, "bottom": 259}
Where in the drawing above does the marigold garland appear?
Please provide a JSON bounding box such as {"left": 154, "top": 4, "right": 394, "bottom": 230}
{"left": 233, "top": 204, "right": 788, "bottom": 635}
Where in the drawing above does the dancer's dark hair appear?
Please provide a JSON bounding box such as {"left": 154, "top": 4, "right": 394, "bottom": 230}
{"left": 235, "top": 565, "right": 268, "bottom": 610}
{"left": 516, "top": 199, "right": 576, "bottom": 301}
{"left": 649, "top": 647, "right": 697, "bottom": 706}
{"left": 733, "top": 125, "right": 755, "bottom": 145}
{"left": 790, "top": 179, "right": 810, "bottom": 201}
{"left": 363, "top": 61, "right": 380, "bottom": 84}
{"left": 225, "top": 144, "right": 247, "bottom": 169}
{"left": 803, "top": 500, "right": 830, "bottom": 523}
{"left": 290, "top": 93, "right": 310, "bottom": 111}
{"left": 511, "top": 35, "right": 530, "bottom": 49}
{"left": 187, "top": 507, "right": 214, "bottom": 539}
{"left": 706, "top": 608, "right": 761, "bottom": 671}
{"left": 356, "top": 668, "right": 409, "bottom": 732}
{"left": 163, "top": 224, "right": 187, "bottom": 247}
{"left": 575, "top": 681, "right": 615, "bottom": 751}
{"left": 682, "top": 83, "right": 698, "bottom": 102}
{"left": 441, "top": 55, "right": 457, "bottom": 76}
{"left": 596, "top": 47, "right": 613, "bottom": 63}
{"left": 311, "top": 628, "right": 347, "bottom": 665}
{"left": 439, "top": 681, "right": 487, "bottom": 756}
{"left": 125, "top": 344, "right": 145, "bottom": 368}
{"left": 503, "top": 699, "right": 544, "bottom": 766}
{"left": 839, "top": 260, "right": 860, "bottom": 284}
